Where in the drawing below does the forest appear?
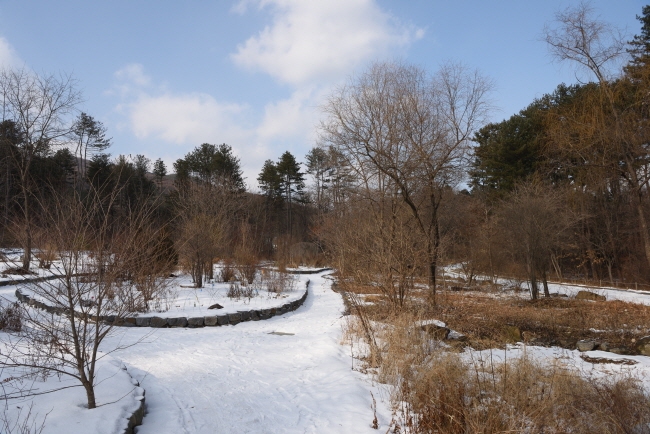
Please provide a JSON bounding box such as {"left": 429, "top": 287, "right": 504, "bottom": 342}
{"left": 3, "top": 4, "right": 650, "bottom": 301}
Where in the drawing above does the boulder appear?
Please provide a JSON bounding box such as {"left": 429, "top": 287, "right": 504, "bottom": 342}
{"left": 635, "top": 336, "right": 650, "bottom": 356}
{"left": 149, "top": 317, "right": 168, "bottom": 328}
{"left": 577, "top": 340, "right": 596, "bottom": 352}
{"left": 204, "top": 316, "right": 219, "bottom": 326}
{"left": 575, "top": 291, "right": 606, "bottom": 302}
{"left": 238, "top": 311, "right": 251, "bottom": 321}
{"left": 167, "top": 317, "right": 188, "bottom": 328}
{"left": 187, "top": 317, "right": 204, "bottom": 328}
{"left": 597, "top": 342, "right": 610, "bottom": 352}
{"left": 250, "top": 310, "right": 260, "bottom": 321}
{"left": 135, "top": 317, "right": 151, "bottom": 327}
{"left": 420, "top": 322, "right": 450, "bottom": 340}
{"left": 208, "top": 303, "right": 224, "bottom": 310}
{"left": 216, "top": 315, "right": 230, "bottom": 326}
{"left": 447, "top": 330, "right": 468, "bottom": 341}
{"left": 228, "top": 313, "right": 242, "bottom": 325}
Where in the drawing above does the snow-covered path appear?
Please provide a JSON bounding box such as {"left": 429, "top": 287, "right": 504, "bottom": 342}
{"left": 103, "top": 272, "right": 388, "bottom": 433}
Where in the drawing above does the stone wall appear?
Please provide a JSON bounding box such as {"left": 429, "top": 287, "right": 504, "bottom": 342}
{"left": 15, "top": 287, "right": 309, "bottom": 329}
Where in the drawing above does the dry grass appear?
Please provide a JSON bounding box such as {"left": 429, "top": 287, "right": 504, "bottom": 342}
{"left": 338, "top": 280, "right": 650, "bottom": 433}
{"left": 394, "top": 351, "right": 650, "bottom": 434}
{"left": 343, "top": 281, "right": 650, "bottom": 353}
{"left": 427, "top": 293, "right": 650, "bottom": 352}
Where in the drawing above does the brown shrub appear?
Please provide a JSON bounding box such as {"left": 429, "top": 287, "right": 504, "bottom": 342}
{"left": 394, "top": 352, "right": 650, "bottom": 434}
{"left": 0, "top": 301, "right": 22, "bottom": 332}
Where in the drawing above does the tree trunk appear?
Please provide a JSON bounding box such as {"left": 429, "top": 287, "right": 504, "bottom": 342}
{"left": 635, "top": 197, "right": 650, "bottom": 274}
{"left": 21, "top": 189, "right": 31, "bottom": 271}
{"left": 82, "top": 378, "right": 97, "bottom": 409}
{"left": 542, "top": 270, "right": 550, "bottom": 298}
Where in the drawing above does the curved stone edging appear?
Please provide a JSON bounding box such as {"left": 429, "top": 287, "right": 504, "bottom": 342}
{"left": 120, "top": 366, "right": 146, "bottom": 434}
{"left": 15, "top": 287, "right": 309, "bottom": 329}
{"left": 283, "top": 267, "right": 332, "bottom": 275}
{"left": 0, "top": 273, "right": 67, "bottom": 287}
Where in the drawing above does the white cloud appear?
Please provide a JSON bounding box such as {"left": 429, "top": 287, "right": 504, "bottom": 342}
{"left": 231, "top": 0, "right": 424, "bottom": 86}
{"left": 114, "top": 63, "right": 151, "bottom": 87}
{"left": 107, "top": 63, "right": 152, "bottom": 98}
{"left": 257, "top": 87, "right": 319, "bottom": 143}
{"left": 0, "top": 37, "right": 21, "bottom": 69}
{"left": 129, "top": 93, "right": 249, "bottom": 146}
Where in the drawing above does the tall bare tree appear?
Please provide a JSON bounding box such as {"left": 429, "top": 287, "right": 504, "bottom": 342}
{"left": 320, "top": 61, "right": 492, "bottom": 301}
{"left": 0, "top": 69, "right": 81, "bottom": 270}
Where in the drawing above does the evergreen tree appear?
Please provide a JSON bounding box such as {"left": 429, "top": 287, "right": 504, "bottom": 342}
{"left": 305, "top": 147, "right": 330, "bottom": 215}
{"left": 174, "top": 143, "right": 244, "bottom": 191}
{"left": 153, "top": 158, "right": 167, "bottom": 188}
{"left": 276, "top": 151, "right": 305, "bottom": 237}
{"left": 71, "top": 112, "right": 111, "bottom": 184}
{"left": 625, "top": 5, "right": 650, "bottom": 79}
{"left": 257, "top": 159, "right": 282, "bottom": 201}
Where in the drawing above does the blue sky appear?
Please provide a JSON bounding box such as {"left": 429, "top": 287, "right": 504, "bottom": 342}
{"left": 0, "top": 0, "right": 644, "bottom": 187}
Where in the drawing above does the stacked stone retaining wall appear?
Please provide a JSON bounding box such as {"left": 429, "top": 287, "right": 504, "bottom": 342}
{"left": 15, "top": 287, "right": 309, "bottom": 329}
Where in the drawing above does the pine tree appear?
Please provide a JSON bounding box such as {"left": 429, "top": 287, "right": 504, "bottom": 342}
{"left": 257, "top": 159, "right": 282, "bottom": 201}
{"left": 276, "top": 151, "right": 305, "bottom": 236}
{"left": 153, "top": 158, "right": 167, "bottom": 189}
{"left": 305, "top": 147, "right": 330, "bottom": 216}
{"left": 626, "top": 5, "right": 650, "bottom": 80}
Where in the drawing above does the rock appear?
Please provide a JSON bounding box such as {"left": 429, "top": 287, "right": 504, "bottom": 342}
{"left": 447, "top": 330, "right": 468, "bottom": 341}
{"left": 609, "top": 347, "right": 627, "bottom": 355}
{"left": 575, "top": 291, "right": 606, "bottom": 302}
{"left": 135, "top": 317, "right": 151, "bottom": 327}
{"left": 167, "top": 317, "right": 188, "bottom": 328}
{"left": 204, "top": 316, "right": 219, "bottom": 326}
{"left": 421, "top": 322, "right": 450, "bottom": 340}
{"left": 208, "top": 303, "right": 223, "bottom": 310}
{"left": 597, "top": 342, "right": 610, "bottom": 352}
{"left": 149, "top": 317, "right": 168, "bottom": 328}
{"left": 228, "top": 313, "right": 242, "bottom": 325}
{"left": 187, "top": 317, "right": 204, "bottom": 328}
{"left": 577, "top": 340, "right": 596, "bottom": 352}
{"left": 549, "top": 292, "right": 568, "bottom": 298}
{"left": 502, "top": 325, "right": 522, "bottom": 343}
{"left": 559, "top": 339, "right": 575, "bottom": 348}
{"left": 216, "top": 315, "right": 230, "bottom": 326}
{"left": 238, "top": 311, "right": 251, "bottom": 321}
{"left": 250, "top": 310, "right": 260, "bottom": 321}
{"left": 635, "top": 336, "right": 650, "bottom": 356}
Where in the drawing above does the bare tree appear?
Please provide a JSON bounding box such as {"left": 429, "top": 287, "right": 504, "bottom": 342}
{"left": 0, "top": 69, "right": 81, "bottom": 270}
{"left": 321, "top": 61, "right": 492, "bottom": 301}
{"left": 496, "top": 182, "right": 575, "bottom": 299}
{"left": 1, "top": 182, "right": 171, "bottom": 409}
{"left": 175, "top": 182, "right": 236, "bottom": 287}
{"left": 544, "top": 1, "right": 626, "bottom": 86}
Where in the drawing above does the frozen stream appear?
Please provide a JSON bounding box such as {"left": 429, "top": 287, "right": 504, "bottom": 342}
{"left": 102, "top": 271, "right": 389, "bottom": 433}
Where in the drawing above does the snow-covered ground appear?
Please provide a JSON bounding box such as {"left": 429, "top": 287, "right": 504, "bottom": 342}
{"left": 0, "top": 261, "right": 308, "bottom": 318}
{"left": 104, "top": 271, "right": 390, "bottom": 433}
{"left": 4, "top": 263, "right": 650, "bottom": 433}
{"left": 1, "top": 270, "right": 392, "bottom": 433}
{"left": 1, "top": 354, "right": 144, "bottom": 434}
{"left": 133, "top": 273, "right": 307, "bottom": 318}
